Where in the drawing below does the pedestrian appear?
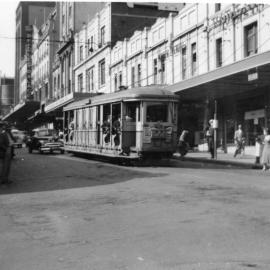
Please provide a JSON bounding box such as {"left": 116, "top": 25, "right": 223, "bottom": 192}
{"left": 255, "top": 129, "right": 264, "bottom": 164}
{"left": 0, "top": 121, "right": 13, "bottom": 184}
{"left": 233, "top": 124, "right": 244, "bottom": 158}
{"left": 178, "top": 130, "right": 189, "bottom": 156}
{"left": 261, "top": 128, "right": 270, "bottom": 171}
{"left": 205, "top": 120, "right": 214, "bottom": 159}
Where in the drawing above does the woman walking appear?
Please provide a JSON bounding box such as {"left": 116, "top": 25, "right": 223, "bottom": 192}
{"left": 261, "top": 128, "right": 270, "bottom": 171}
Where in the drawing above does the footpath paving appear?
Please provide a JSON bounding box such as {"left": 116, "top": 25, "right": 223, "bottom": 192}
{"left": 173, "top": 151, "right": 262, "bottom": 169}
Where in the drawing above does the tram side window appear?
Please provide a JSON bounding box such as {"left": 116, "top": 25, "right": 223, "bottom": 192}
{"left": 146, "top": 103, "right": 168, "bottom": 122}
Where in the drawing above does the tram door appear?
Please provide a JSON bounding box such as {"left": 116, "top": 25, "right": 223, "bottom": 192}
{"left": 123, "top": 102, "right": 138, "bottom": 150}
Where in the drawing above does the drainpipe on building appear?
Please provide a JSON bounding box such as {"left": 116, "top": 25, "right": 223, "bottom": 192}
{"left": 206, "top": 4, "right": 210, "bottom": 72}
{"left": 232, "top": 4, "right": 236, "bottom": 62}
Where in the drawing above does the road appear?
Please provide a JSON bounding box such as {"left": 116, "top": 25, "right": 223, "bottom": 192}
{"left": 1, "top": 149, "right": 270, "bottom": 270}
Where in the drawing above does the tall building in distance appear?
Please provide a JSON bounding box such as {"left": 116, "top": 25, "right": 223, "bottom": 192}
{"left": 0, "top": 75, "right": 14, "bottom": 119}
{"left": 15, "top": 1, "right": 55, "bottom": 105}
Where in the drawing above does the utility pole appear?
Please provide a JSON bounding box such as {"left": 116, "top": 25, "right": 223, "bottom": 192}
{"left": 213, "top": 100, "right": 218, "bottom": 159}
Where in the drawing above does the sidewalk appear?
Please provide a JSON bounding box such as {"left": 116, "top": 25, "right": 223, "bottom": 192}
{"left": 173, "top": 150, "right": 262, "bottom": 169}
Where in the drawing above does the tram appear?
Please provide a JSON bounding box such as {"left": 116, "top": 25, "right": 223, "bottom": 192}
{"left": 63, "top": 86, "right": 179, "bottom": 160}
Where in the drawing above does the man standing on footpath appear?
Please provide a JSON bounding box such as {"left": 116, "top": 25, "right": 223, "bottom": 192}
{"left": 205, "top": 119, "right": 215, "bottom": 159}
{"left": 0, "top": 121, "right": 13, "bottom": 184}
{"left": 234, "top": 124, "right": 244, "bottom": 158}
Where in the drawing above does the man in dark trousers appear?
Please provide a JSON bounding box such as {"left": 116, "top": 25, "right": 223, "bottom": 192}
{"left": 205, "top": 119, "right": 214, "bottom": 159}
{"left": 0, "top": 121, "right": 12, "bottom": 184}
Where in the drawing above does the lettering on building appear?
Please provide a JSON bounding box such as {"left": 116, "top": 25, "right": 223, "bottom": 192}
{"left": 208, "top": 4, "right": 264, "bottom": 31}
{"left": 26, "top": 26, "right": 33, "bottom": 100}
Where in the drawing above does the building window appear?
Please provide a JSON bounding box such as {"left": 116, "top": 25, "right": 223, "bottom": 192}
{"left": 79, "top": 45, "right": 83, "bottom": 62}
{"left": 87, "top": 39, "right": 90, "bottom": 56}
{"left": 182, "top": 46, "right": 187, "bottom": 79}
{"left": 216, "top": 38, "right": 222, "bottom": 67}
{"left": 137, "top": 64, "right": 141, "bottom": 87}
{"left": 131, "top": 66, "right": 135, "bottom": 87}
{"left": 153, "top": 58, "right": 158, "bottom": 84}
{"left": 215, "top": 3, "right": 221, "bottom": 12}
{"left": 119, "top": 72, "right": 122, "bottom": 88}
{"left": 78, "top": 73, "right": 83, "bottom": 92}
{"left": 159, "top": 55, "right": 166, "bottom": 84}
{"left": 99, "top": 59, "right": 105, "bottom": 86}
{"left": 100, "top": 26, "right": 105, "bottom": 46}
{"left": 244, "top": 22, "right": 258, "bottom": 57}
{"left": 191, "top": 43, "right": 197, "bottom": 76}
{"left": 86, "top": 67, "right": 94, "bottom": 92}
{"left": 114, "top": 74, "right": 118, "bottom": 91}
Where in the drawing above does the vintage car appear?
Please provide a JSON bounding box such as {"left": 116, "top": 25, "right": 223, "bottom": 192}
{"left": 27, "top": 129, "right": 64, "bottom": 154}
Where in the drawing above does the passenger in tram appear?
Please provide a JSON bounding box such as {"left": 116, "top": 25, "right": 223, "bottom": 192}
{"left": 102, "top": 115, "right": 111, "bottom": 143}
{"left": 68, "top": 121, "right": 74, "bottom": 142}
{"left": 112, "top": 115, "right": 121, "bottom": 146}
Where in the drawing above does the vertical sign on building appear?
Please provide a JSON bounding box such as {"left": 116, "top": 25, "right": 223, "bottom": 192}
{"left": 25, "top": 26, "right": 33, "bottom": 100}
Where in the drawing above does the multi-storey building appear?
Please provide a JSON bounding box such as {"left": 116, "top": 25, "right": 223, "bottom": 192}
{"left": 44, "top": 2, "right": 106, "bottom": 124}
{"left": 4, "top": 2, "right": 55, "bottom": 124}
{"left": 0, "top": 76, "right": 14, "bottom": 119}
{"left": 73, "top": 2, "right": 182, "bottom": 95}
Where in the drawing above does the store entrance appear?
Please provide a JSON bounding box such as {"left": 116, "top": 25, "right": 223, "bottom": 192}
{"left": 244, "top": 117, "right": 265, "bottom": 146}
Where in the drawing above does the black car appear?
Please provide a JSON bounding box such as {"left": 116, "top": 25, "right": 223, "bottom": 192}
{"left": 27, "top": 129, "right": 64, "bottom": 154}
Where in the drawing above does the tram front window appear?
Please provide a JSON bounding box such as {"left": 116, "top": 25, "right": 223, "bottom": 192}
{"left": 125, "top": 102, "right": 137, "bottom": 122}
{"left": 146, "top": 103, "right": 168, "bottom": 122}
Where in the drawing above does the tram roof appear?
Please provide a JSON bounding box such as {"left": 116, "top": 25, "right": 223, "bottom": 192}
{"left": 64, "top": 86, "right": 178, "bottom": 111}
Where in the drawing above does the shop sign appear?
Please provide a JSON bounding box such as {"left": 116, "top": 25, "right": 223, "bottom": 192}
{"left": 26, "top": 28, "right": 33, "bottom": 100}
{"left": 208, "top": 4, "right": 264, "bottom": 31}
{"left": 244, "top": 109, "right": 265, "bottom": 120}
{"left": 248, "top": 72, "right": 258, "bottom": 81}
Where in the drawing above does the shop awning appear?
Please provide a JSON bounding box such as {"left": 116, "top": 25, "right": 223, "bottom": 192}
{"left": 45, "top": 92, "right": 92, "bottom": 113}
{"left": 63, "top": 97, "right": 91, "bottom": 111}
{"left": 166, "top": 50, "right": 270, "bottom": 100}
{"left": 3, "top": 100, "right": 40, "bottom": 123}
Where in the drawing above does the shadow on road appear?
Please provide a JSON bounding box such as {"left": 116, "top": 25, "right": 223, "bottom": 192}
{"left": 0, "top": 149, "right": 167, "bottom": 195}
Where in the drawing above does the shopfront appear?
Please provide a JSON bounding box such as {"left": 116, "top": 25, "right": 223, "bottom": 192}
{"left": 166, "top": 51, "right": 270, "bottom": 152}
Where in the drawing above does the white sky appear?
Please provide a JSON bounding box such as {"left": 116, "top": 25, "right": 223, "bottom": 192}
{"left": 0, "top": 0, "right": 265, "bottom": 78}
{"left": 0, "top": 0, "right": 19, "bottom": 78}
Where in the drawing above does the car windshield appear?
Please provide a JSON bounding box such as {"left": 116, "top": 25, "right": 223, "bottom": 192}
{"left": 35, "top": 130, "right": 56, "bottom": 137}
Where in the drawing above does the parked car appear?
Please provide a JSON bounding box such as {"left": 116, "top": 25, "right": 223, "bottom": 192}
{"left": 27, "top": 129, "right": 64, "bottom": 154}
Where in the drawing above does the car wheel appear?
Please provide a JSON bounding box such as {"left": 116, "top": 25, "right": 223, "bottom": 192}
{"left": 28, "top": 147, "right": 32, "bottom": 153}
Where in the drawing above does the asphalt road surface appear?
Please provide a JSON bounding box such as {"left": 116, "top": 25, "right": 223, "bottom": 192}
{"left": 1, "top": 149, "right": 270, "bottom": 270}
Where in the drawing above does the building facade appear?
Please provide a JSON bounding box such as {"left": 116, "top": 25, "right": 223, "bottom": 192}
{"left": 73, "top": 2, "right": 182, "bottom": 95}
{"left": 0, "top": 76, "right": 14, "bottom": 119}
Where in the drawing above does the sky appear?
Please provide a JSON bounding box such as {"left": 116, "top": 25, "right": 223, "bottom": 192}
{"left": 0, "top": 0, "right": 19, "bottom": 78}
{"left": 0, "top": 0, "right": 264, "bottom": 78}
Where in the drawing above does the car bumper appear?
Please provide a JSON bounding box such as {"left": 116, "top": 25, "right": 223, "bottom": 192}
{"left": 40, "top": 145, "right": 64, "bottom": 152}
